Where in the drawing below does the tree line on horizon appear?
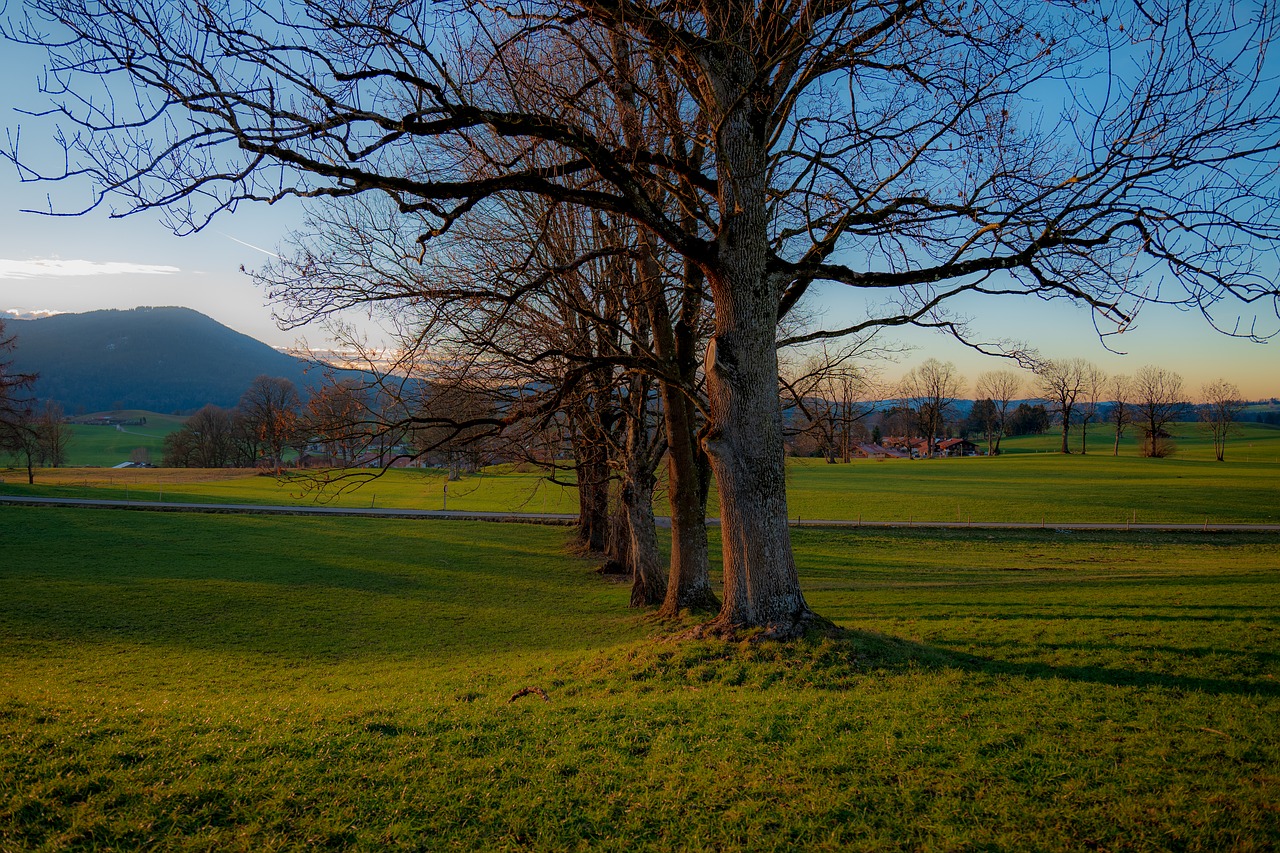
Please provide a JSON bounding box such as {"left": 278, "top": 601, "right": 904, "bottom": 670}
{"left": 784, "top": 355, "right": 1251, "bottom": 463}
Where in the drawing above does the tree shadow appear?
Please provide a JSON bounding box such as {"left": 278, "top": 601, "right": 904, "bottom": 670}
{"left": 826, "top": 627, "right": 1280, "bottom": 698}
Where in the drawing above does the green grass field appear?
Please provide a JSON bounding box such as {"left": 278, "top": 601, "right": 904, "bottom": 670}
{"left": 6, "top": 421, "right": 1280, "bottom": 524}
{"left": 1, "top": 506, "right": 1277, "bottom": 850}
{"left": 61, "top": 411, "right": 189, "bottom": 467}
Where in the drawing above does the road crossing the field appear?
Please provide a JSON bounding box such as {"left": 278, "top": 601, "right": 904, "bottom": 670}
{"left": 3, "top": 494, "right": 1279, "bottom": 532}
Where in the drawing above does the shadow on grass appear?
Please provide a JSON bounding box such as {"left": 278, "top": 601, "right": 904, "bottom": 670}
{"left": 600, "top": 627, "right": 1280, "bottom": 699}
{"left": 823, "top": 602, "right": 1280, "bottom": 623}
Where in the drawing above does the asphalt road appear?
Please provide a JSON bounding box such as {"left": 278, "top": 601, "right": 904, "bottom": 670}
{"left": 3, "top": 494, "right": 1279, "bottom": 533}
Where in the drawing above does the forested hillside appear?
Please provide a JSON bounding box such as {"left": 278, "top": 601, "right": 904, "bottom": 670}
{"left": 6, "top": 307, "right": 316, "bottom": 413}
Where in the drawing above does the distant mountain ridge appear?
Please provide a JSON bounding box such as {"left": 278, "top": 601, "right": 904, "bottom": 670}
{"left": 6, "top": 307, "right": 317, "bottom": 414}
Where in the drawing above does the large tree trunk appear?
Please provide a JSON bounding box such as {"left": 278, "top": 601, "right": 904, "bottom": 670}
{"left": 572, "top": 425, "right": 610, "bottom": 553}
{"left": 697, "top": 69, "right": 812, "bottom": 637}
{"left": 643, "top": 251, "right": 717, "bottom": 615}
{"left": 625, "top": 463, "right": 665, "bottom": 607}
{"left": 611, "top": 32, "right": 715, "bottom": 615}
{"left": 655, "top": 379, "right": 717, "bottom": 613}
{"left": 600, "top": 483, "right": 632, "bottom": 575}
{"left": 621, "top": 369, "right": 666, "bottom": 607}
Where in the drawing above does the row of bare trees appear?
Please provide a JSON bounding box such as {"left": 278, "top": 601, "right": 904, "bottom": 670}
{"left": 162, "top": 376, "right": 305, "bottom": 470}
{"left": 8, "top": 0, "right": 1279, "bottom": 635}
{"left": 789, "top": 352, "right": 1250, "bottom": 462}
{"left": 1033, "top": 362, "right": 1246, "bottom": 460}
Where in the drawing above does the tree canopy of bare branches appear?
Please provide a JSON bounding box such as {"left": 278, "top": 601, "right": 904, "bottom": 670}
{"left": 1133, "top": 365, "right": 1187, "bottom": 457}
{"left": 973, "top": 370, "right": 1022, "bottom": 455}
{"left": 1034, "top": 358, "right": 1091, "bottom": 454}
{"left": 8, "top": 0, "right": 1280, "bottom": 635}
{"left": 1107, "top": 374, "right": 1135, "bottom": 456}
{"left": 1200, "top": 379, "right": 1245, "bottom": 462}
{"left": 899, "top": 359, "right": 964, "bottom": 457}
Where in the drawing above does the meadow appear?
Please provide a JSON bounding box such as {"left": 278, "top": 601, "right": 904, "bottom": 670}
{"left": 1, "top": 506, "right": 1277, "bottom": 850}
{"left": 5, "top": 421, "right": 1279, "bottom": 525}
{"left": 60, "top": 412, "right": 188, "bottom": 467}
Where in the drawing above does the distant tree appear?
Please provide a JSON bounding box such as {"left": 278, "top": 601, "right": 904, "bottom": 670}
{"left": 187, "top": 405, "right": 237, "bottom": 468}
{"left": 129, "top": 446, "right": 150, "bottom": 465}
{"left": 305, "top": 378, "right": 374, "bottom": 465}
{"left": 409, "top": 381, "right": 504, "bottom": 481}
{"left": 1107, "top": 374, "right": 1135, "bottom": 456}
{"left": 1034, "top": 358, "right": 1090, "bottom": 454}
{"left": 1007, "top": 403, "right": 1051, "bottom": 437}
{"left": 781, "top": 339, "right": 884, "bottom": 464}
{"left": 161, "top": 424, "right": 196, "bottom": 467}
{"left": 1076, "top": 363, "right": 1108, "bottom": 455}
{"left": 1133, "top": 366, "right": 1187, "bottom": 458}
{"left": 1199, "top": 379, "right": 1245, "bottom": 461}
{"left": 973, "top": 370, "right": 1022, "bottom": 455}
{"left": 877, "top": 405, "right": 916, "bottom": 441}
{"left": 0, "top": 319, "right": 38, "bottom": 482}
{"left": 238, "top": 376, "right": 301, "bottom": 473}
{"left": 35, "top": 402, "right": 71, "bottom": 467}
{"left": 162, "top": 405, "right": 236, "bottom": 467}
{"left": 900, "top": 359, "right": 964, "bottom": 458}
{"left": 963, "top": 398, "right": 996, "bottom": 440}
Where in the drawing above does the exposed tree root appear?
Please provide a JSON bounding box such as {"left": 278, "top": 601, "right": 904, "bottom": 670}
{"left": 681, "top": 609, "right": 839, "bottom": 643}
{"left": 595, "top": 559, "right": 629, "bottom": 576}
{"left": 658, "top": 587, "right": 720, "bottom": 619}
{"left": 507, "top": 686, "right": 550, "bottom": 703}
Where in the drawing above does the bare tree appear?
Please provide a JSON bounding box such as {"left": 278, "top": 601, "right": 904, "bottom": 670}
{"left": 0, "top": 319, "right": 39, "bottom": 483}
{"left": 1133, "top": 365, "right": 1187, "bottom": 458}
{"left": 1076, "top": 363, "right": 1108, "bottom": 455}
{"left": 1107, "top": 374, "right": 1135, "bottom": 456}
{"left": 1200, "top": 379, "right": 1245, "bottom": 462}
{"left": 35, "top": 402, "right": 71, "bottom": 467}
{"left": 10, "top": 1, "right": 1280, "bottom": 635}
{"left": 781, "top": 339, "right": 887, "bottom": 463}
{"left": 900, "top": 359, "right": 964, "bottom": 458}
{"left": 973, "top": 370, "right": 1022, "bottom": 456}
{"left": 305, "top": 379, "right": 373, "bottom": 466}
{"left": 1035, "top": 358, "right": 1090, "bottom": 454}
{"left": 188, "top": 405, "right": 237, "bottom": 468}
{"left": 238, "top": 376, "right": 302, "bottom": 473}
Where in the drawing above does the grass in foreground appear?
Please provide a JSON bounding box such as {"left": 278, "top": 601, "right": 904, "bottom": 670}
{"left": 1, "top": 506, "right": 1277, "bottom": 850}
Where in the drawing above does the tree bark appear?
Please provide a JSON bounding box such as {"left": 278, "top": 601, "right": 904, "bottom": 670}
{"left": 572, "top": 422, "right": 611, "bottom": 553}
{"left": 656, "top": 377, "right": 717, "bottom": 613}
{"left": 624, "top": 461, "right": 665, "bottom": 607}
{"left": 698, "top": 59, "right": 812, "bottom": 637}
{"left": 600, "top": 483, "right": 632, "bottom": 575}
{"left": 636, "top": 240, "right": 716, "bottom": 615}
{"left": 610, "top": 33, "right": 715, "bottom": 615}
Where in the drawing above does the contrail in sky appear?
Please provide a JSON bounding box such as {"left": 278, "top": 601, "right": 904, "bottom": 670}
{"left": 220, "top": 232, "right": 280, "bottom": 258}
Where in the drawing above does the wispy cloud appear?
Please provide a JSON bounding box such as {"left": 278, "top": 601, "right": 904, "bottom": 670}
{"left": 3, "top": 308, "right": 66, "bottom": 321}
{"left": 0, "top": 258, "right": 182, "bottom": 280}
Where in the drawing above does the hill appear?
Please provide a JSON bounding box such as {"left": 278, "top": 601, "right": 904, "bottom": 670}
{"left": 5, "top": 307, "right": 318, "bottom": 414}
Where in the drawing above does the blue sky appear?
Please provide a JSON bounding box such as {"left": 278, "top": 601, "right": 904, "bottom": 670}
{"left": 1, "top": 31, "right": 1276, "bottom": 400}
